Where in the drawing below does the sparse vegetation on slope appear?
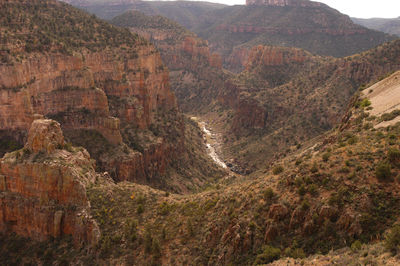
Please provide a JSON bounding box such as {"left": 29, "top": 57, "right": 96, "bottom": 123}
{"left": 2, "top": 73, "right": 400, "bottom": 265}
{"left": 214, "top": 40, "right": 400, "bottom": 173}
{"left": 0, "top": 0, "right": 145, "bottom": 60}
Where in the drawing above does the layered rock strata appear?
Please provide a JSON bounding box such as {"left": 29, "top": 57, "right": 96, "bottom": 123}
{"left": 0, "top": 119, "right": 100, "bottom": 245}
{"left": 0, "top": 35, "right": 180, "bottom": 185}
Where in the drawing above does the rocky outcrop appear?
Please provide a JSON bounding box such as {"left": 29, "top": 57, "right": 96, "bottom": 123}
{"left": 226, "top": 47, "right": 251, "bottom": 73}
{"left": 0, "top": 119, "right": 100, "bottom": 245}
{"left": 231, "top": 97, "right": 267, "bottom": 134}
{"left": 246, "top": 45, "right": 313, "bottom": 69}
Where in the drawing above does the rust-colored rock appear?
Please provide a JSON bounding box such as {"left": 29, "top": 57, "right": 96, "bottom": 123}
{"left": 289, "top": 207, "right": 306, "bottom": 230}
{"left": 264, "top": 220, "right": 279, "bottom": 242}
{"left": 226, "top": 47, "right": 250, "bottom": 73}
{"left": 245, "top": 45, "right": 314, "bottom": 70}
{"left": 318, "top": 205, "right": 338, "bottom": 224}
{"left": 337, "top": 210, "right": 362, "bottom": 237}
{"left": 209, "top": 53, "right": 223, "bottom": 69}
{"left": 231, "top": 97, "right": 267, "bottom": 134}
{"left": 0, "top": 43, "right": 181, "bottom": 184}
{"left": 0, "top": 119, "right": 100, "bottom": 246}
{"left": 25, "top": 119, "right": 64, "bottom": 154}
{"left": 267, "top": 203, "right": 289, "bottom": 221}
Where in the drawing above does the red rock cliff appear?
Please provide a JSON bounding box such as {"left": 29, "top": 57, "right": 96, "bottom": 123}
{"left": 0, "top": 45, "right": 181, "bottom": 184}
{"left": 246, "top": 45, "right": 313, "bottom": 69}
{"left": 0, "top": 119, "right": 100, "bottom": 245}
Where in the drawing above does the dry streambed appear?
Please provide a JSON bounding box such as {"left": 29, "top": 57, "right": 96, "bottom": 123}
{"left": 191, "top": 117, "right": 228, "bottom": 169}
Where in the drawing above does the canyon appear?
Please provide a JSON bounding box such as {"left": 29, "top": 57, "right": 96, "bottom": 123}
{"left": 1, "top": 0, "right": 400, "bottom": 265}
{"left": 0, "top": 0, "right": 191, "bottom": 192}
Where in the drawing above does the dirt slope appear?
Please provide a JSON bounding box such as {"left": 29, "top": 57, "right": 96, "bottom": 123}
{"left": 362, "top": 71, "right": 400, "bottom": 127}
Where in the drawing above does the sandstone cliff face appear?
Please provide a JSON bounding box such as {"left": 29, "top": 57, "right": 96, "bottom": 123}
{"left": 127, "top": 28, "right": 222, "bottom": 73}
{"left": 246, "top": 45, "right": 313, "bottom": 69}
{"left": 111, "top": 11, "right": 226, "bottom": 113}
{"left": 0, "top": 119, "right": 100, "bottom": 245}
{"left": 231, "top": 97, "right": 267, "bottom": 134}
{"left": 0, "top": 45, "right": 180, "bottom": 184}
{"left": 226, "top": 47, "right": 251, "bottom": 73}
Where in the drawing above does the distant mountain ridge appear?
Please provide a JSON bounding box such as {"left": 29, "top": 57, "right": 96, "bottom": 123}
{"left": 352, "top": 17, "right": 400, "bottom": 37}
{"left": 62, "top": 0, "right": 396, "bottom": 72}
{"left": 246, "top": 0, "right": 323, "bottom": 7}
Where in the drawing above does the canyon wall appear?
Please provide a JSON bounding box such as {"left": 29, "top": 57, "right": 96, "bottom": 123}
{"left": 245, "top": 45, "right": 314, "bottom": 69}
{"left": 0, "top": 44, "right": 181, "bottom": 184}
{"left": 111, "top": 11, "right": 225, "bottom": 113}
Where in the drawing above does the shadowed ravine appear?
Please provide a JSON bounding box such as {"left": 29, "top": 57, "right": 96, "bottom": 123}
{"left": 191, "top": 117, "right": 228, "bottom": 169}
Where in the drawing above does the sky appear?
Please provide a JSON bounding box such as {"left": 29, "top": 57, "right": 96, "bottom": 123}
{"left": 149, "top": 0, "right": 400, "bottom": 18}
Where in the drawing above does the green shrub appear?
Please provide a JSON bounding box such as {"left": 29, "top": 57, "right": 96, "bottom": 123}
{"left": 284, "top": 246, "right": 306, "bottom": 259}
{"left": 347, "top": 136, "right": 358, "bottom": 145}
{"left": 158, "top": 202, "right": 172, "bottom": 215}
{"left": 385, "top": 225, "right": 400, "bottom": 254}
{"left": 187, "top": 219, "right": 194, "bottom": 237}
{"left": 125, "top": 220, "right": 138, "bottom": 242}
{"left": 351, "top": 240, "right": 362, "bottom": 252}
{"left": 360, "top": 98, "right": 372, "bottom": 108}
{"left": 136, "top": 204, "right": 144, "bottom": 214}
{"left": 375, "top": 162, "right": 392, "bottom": 181}
{"left": 272, "top": 165, "right": 284, "bottom": 175}
{"left": 254, "top": 245, "right": 281, "bottom": 265}
{"left": 263, "top": 188, "right": 275, "bottom": 202}
{"left": 380, "top": 110, "right": 400, "bottom": 122}
{"left": 144, "top": 227, "right": 153, "bottom": 254}
{"left": 308, "top": 184, "right": 318, "bottom": 196}
{"left": 339, "top": 167, "right": 350, "bottom": 174}
{"left": 322, "top": 152, "right": 331, "bottom": 162}
{"left": 298, "top": 184, "right": 306, "bottom": 196}
{"left": 301, "top": 199, "right": 310, "bottom": 211}
{"left": 310, "top": 163, "right": 318, "bottom": 173}
{"left": 388, "top": 148, "right": 400, "bottom": 164}
{"left": 152, "top": 238, "right": 161, "bottom": 258}
{"left": 290, "top": 248, "right": 306, "bottom": 259}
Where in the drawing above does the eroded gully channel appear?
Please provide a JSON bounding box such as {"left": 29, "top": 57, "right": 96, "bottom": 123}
{"left": 191, "top": 117, "right": 244, "bottom": 176}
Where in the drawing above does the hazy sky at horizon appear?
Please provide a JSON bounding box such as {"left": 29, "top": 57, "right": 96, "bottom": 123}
{"left": 147, "top": 0, "right": 400, "bottom": 18}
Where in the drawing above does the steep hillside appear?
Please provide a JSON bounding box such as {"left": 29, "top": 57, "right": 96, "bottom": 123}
{"left": 363, "top": 71, "right": 400, "bottom": 128}
{"left": 198, "top": 1, "right": 396, "bottom": 71}
{"left": 208, "top": 40, "right": 400, "bottom": 173}
{"left": 3, "top": 72, "right": 400, "bottom": 265}
{"left": 111, "top": 10, "right": 228, "bottom": 113}
{"left": 63, "top": 0, "right": 226, "bottom": 24}
{"left": 353, "top": 17, "right": 400, "bottom": 37}
{"left": 0, "top": 0, "right": 223, "bottom": 193}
